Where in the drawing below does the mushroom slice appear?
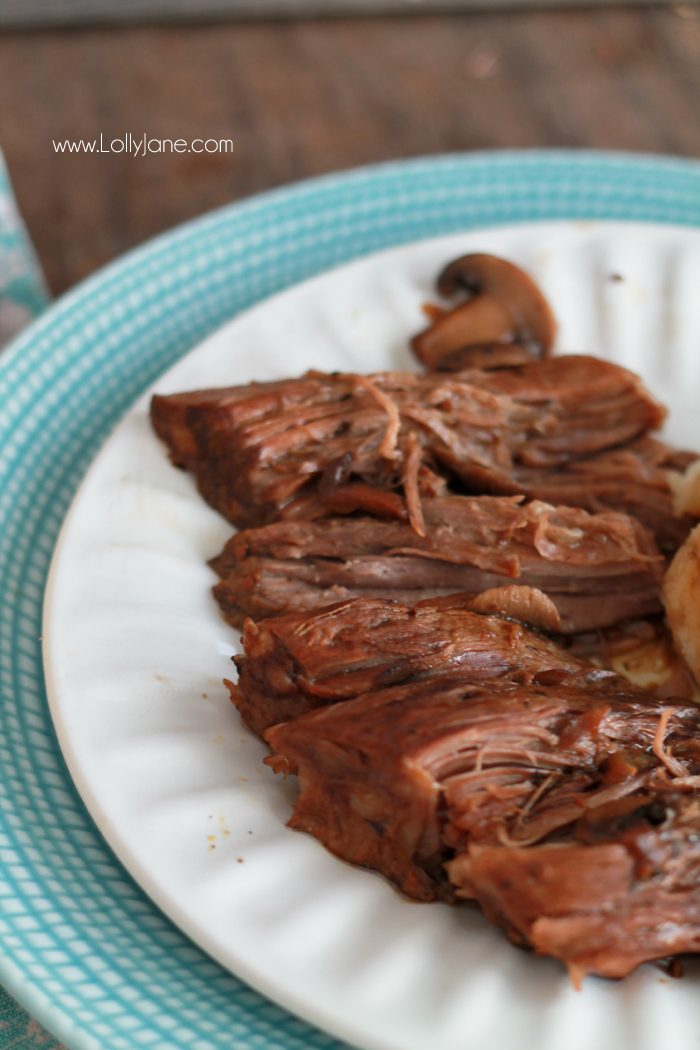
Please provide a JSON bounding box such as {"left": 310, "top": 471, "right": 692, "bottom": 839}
{"left": 466, "top": 585, "right": 562, "bottom": 634}
{"left": 662, "top": 522, "right": 700, "bottom": 688}
{"left": 411, "top": 253, "right": 557, "bottom": 372}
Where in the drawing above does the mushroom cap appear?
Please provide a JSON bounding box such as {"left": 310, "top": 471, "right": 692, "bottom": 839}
{"left": 467, "top": 585, "right": 562, "bottom": 634}
{"left": 411, "top": 252, "right": 558, "bottom": 371}
{"left": 436, "top": 253, "right": 557, "bottom": 356}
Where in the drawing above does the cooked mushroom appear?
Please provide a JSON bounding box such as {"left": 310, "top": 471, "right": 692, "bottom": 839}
{"left": 466, "top": 585, "right": 562, "bottom": 634}
{"left": 411, "top": 253, "right": 557, "bottom": 371}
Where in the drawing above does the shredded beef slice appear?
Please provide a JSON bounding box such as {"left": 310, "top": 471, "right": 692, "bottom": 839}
{"left": 447, "top": 794, "right": 700, "bottom": 982}
{"left": 265, "top": 676, "right": 700, "bottom": 978}
{"left": 460, "top": 355, "right": 666, "bottom": 467}
{"left": 211, "top": 494, "right": 662, "bottom": 633}
{"left": 150, "top": 356, "right": 665, "bottom": 529}
{"left": 230, "top": 597, "right": 587, "bottom": 736}
{"left": 511, "top": 437, "right": 699, "bottom": 556}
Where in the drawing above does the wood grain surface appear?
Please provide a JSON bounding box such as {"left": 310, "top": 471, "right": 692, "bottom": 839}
{"left": 0, "top": 6, "right": 699, "bottom": 293}
{"left": 0, "top": 0, "right": 677, "bottom": 27}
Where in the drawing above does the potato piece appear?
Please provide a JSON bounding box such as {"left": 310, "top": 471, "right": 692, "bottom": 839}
{"left": 663, "top": 522, "right": 700, "bottom": 687}
{"left": 668, "top": 459, "right": 700, "bottom": 517}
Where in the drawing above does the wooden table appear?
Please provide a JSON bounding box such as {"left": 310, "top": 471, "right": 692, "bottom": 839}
{"left": 1, "top": 6, "right": 699, "bottom": 295}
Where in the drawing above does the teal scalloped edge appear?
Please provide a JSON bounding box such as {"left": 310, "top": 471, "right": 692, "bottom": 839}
{"left": 2, "top": 151, "right": 700, "bottom": 1050}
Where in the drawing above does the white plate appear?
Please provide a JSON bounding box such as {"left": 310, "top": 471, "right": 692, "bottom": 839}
{"left": 43, "top": 221, "right": 700, "bottom": 1050}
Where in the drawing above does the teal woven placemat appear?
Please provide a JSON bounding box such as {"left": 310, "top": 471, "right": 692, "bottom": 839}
{"left": 0, "top": 147, "right": 56, "bottom": 1050}
{"left": 0, "top": 151, "right": 48, "bottom": 339}
{"left": 2, "top": 151, "right": 700, "bottom": 1050}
